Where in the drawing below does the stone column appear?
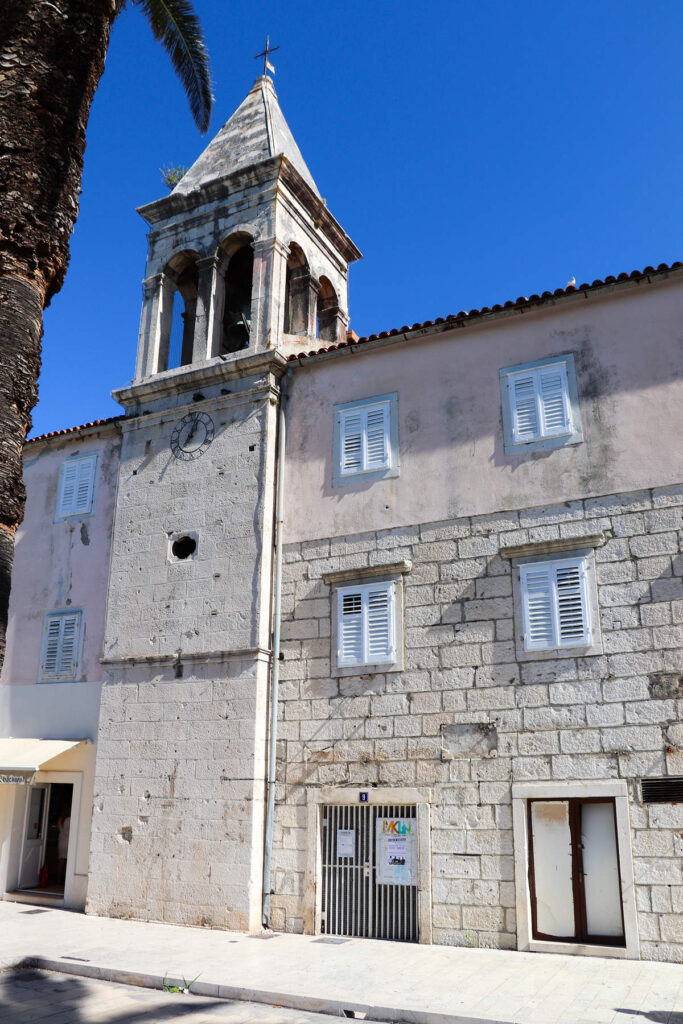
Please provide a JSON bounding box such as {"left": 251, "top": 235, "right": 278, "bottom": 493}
{"left": 306, "top": 277, "right": 321, "bottom": 340}
{"left": 155, "top": 271, "right": 177, "bottom": 373}
{"left": 180, "top": 298, "right": 197, "bottom": 366}
{"left": 250, "top": 237, "right": 290, "bottom": 351}
{"left": 318, "top": 303, "right": 349, "bottom": 344}
{"left": 193, "top": 255, "right": 222, "bottom": 363}
{"left": 285, "top": 266, "right": 312, "bottom": 336}
{"left": 135, "top": 274, "right": 164, "bottom": 380}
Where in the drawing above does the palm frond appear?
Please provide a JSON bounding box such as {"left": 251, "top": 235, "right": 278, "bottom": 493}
{"left": 133, "top": 0, "right": 213, "bottom": 132}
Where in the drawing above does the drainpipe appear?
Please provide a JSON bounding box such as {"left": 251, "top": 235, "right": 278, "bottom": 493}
{"left": 262, "top": 368, "right": 289, "bottom": 927}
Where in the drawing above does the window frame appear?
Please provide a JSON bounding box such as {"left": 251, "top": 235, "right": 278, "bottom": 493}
{"left": 500, "top": 354, "right": 582, "bottom": 455}
{"left": 39, "top": 609, "right": 84, "bottom": 683}
{"left": 55, "top": 453, "right": 99, "bottom": 521}
{"left": 512, "top": 548, "right": 602, "bottom": 661}
{"left": 332, "top": 393, "right": 399, "bottom": 487}
{"left": 331, "top": 574, "right": 404, "bottom": 677}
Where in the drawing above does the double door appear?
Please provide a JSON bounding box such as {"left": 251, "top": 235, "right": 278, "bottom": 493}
{"left": 528, "top": 798, "right": 625, "bottom": 946}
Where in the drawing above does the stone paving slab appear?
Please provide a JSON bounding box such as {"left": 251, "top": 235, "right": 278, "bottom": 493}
{"left": 0, "top": 967, "right": 354, "bottom": 1023}
{"left": 1, "top": 902, "right": 683, "bottom": 1024}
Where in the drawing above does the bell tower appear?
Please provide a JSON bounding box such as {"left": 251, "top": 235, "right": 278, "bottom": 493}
{"left": 133, "top": 73, "right": 360, "bottom": 378}
{"left": 86, "top": 75, "right": 359, "bottom": 929}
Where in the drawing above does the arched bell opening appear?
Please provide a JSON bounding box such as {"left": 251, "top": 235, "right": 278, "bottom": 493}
{"left": 284, "top": 243, "right": 311, "bottom": 336}
{"left": 218, "top": 237, "right": 253, "bottom": 354}
{"left": 159, "top": 251, "right": 200, "bottom": 371}
{"left": 317, "top": 276, "right": 339, "bottom": 343}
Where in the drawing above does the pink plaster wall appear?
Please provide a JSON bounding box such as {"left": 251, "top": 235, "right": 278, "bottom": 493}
{"left": 284, "top": 277, "right": 683, "bottom": 543}
{"left": 1, "top": 428, "right": 121, "bottom": 686}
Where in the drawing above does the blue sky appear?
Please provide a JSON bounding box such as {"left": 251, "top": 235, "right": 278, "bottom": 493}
{"left": 34, "top": 0, "right": 683, "bottom": 436}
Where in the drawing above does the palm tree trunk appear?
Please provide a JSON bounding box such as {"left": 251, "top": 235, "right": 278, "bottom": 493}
{"left": 0, "top": 0, "right": 118, "bottom": 671}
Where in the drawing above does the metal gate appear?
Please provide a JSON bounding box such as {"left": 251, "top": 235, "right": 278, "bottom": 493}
{"left": 320, "top": 803, "right": 418, "bottom": 942}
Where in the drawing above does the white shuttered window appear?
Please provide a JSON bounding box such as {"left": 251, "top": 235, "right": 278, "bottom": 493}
{"left": 40, "top": 611, "right": 83, "bottom": 680}
{"left": 337, "top": 582, "right": 395, "bottom": 667}
{"left": 339, "top": 401, "right": 391, "bottom": 476}
{"left": 507, "top": 362, "right": 572, "bottom": 444}
{"left": 57, "top": 455, "right": 97, "bottom": 518}
{"left": 520, "top": 557, "right": 591, "bottom": 651}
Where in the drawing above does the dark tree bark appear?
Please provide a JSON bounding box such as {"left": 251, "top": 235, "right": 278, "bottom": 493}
{"left": 0, "top": 0, "right": 118, "bottom": 671}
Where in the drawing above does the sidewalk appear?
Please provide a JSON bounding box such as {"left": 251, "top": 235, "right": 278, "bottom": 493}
{"left": 1, "top": 902, "right": 682, "bottom": 1024}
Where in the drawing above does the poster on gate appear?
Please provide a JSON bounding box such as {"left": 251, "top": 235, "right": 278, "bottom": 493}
{"left": 337, "top": 829, "right": 355, "bottom": 858}
{"left": 376, "top": 817, "right": 417, "bottom": 885}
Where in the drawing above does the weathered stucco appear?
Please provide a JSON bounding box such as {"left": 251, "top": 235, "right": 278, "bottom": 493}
{"left": 283, "top": 275, "right": 683, "bottom": 543}
{"left": 2, "top": 427, "right": 120, "bottom": 686}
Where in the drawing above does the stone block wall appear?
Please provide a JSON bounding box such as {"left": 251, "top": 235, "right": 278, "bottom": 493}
{"left": 103, "top": 389, "right": 273, "bottom": 662}
{"left": 87, "top": 655, "right": 267, "bottom": 931}
{"left": 272, "top": 484, "right": 683, "bottom": 961}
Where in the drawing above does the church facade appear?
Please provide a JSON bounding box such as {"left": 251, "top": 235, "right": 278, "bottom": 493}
{"left": 1, "top": 75, "right": 682, "bottom": 963}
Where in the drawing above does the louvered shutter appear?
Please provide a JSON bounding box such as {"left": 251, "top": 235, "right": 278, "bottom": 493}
{"left": 340, "top": 411, "right": 363, "bottom": 474}
{"left": 366, "top": 584, "right": 394, "bottom": 663}
{"left": 508, "top": 362, "right": 572, "bottom": 444}
{"left": 42, "top": 617, "right": 62, "bottom": 676}
{"left": 58, "top": 614, "right": 80, "bottom": 675}
{"left": 337, "top": 582, "right": 395, "bottom": 667}
{"left": 365, "top": 405, "right": 389, "bottom": 470}
{"left": 58, "top": 456, "right": 96, "bottom": 517}
{"left": 521, "top": 557, "right": 590, "bottom": 651}
{"left": 339, "top": 591, "right": 363, "bottom": 665}
{"left": 555, "top": 561, "right": 590, "bottom": 645}
{"left": 74, "top": 458, "right": 96, "bottom": 514}
{"left": 521, "top": 564, "right": 555, "bottom": 650}
{"left": 510, "top": 372, "right": 540, "bottom": 443}
{"left": 41, "top": 612, "right": 81, "bottom": 679}
{"left": 338, "top": 401, "right": 391, "bottom": 477}
{"left": 538, "top": 364, "right": 570, "bottom": 437}
{"left": 58, "top": 462, "right": 79, "bottom": 516}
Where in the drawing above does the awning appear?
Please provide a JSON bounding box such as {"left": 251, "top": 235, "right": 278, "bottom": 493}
{"left": 0, "top": 738, "right": 86, "bottom": 783}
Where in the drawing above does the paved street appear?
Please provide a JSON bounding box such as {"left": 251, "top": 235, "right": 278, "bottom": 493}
{"left": 0, "top": 968, "right": 351, "bottom": 1024}
{"left": 2, "top": 902, "right": 683, "bottom": 1024}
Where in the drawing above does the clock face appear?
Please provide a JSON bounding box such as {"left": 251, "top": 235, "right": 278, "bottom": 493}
{"left": 170, "top": 412, "right": 215, "bottom": 461}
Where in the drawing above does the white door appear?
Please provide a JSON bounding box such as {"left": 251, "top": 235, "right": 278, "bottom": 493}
{"left": 529, "top": 800, "right": 575, "bottom": 939}
{"left": 581, "top": 802, "right": 623, "bottom": 938}
{"left": 19, "top": 784, "right": 49, "bottom": 888}
{"left": 529, "top": 798, "right": 624, "bottom": 946}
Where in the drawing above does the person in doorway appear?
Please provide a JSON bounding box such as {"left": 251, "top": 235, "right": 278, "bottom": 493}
{"left": 57, "top": 805, "right": 70, "bottom": 883}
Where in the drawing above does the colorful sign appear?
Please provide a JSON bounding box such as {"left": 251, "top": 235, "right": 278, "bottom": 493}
{"left": 376, "top": 817, "right": 417, "bottom": 885}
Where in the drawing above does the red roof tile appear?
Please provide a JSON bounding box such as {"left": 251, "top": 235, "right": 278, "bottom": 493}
{"left": 287, "top": 261, "right": 683, "bottom": 364}
{"left": 26, "top": 416, "right": 121, "bottom": 446}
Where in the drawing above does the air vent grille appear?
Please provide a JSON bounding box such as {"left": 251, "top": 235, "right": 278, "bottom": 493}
{"left": 641, "top": 777, "right": 683, "bottom": 803}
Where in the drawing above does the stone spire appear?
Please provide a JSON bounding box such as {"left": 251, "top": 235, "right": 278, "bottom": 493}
{"left": 172, "top": 76, "right": 320, "bottom": 197}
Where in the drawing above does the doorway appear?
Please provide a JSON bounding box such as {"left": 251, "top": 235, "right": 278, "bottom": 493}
{"left": 320, "top": 803, "right": 418, "bottom": 942}
{"left": 527, "top": 798, "right": 625, "bottom": 946}
{"left": 18, "top": 783, "right": 73, "bottom": 896}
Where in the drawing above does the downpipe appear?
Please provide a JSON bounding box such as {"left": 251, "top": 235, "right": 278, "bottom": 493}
{"left": 262, "top": 369, "right": 289, "bottom": 927}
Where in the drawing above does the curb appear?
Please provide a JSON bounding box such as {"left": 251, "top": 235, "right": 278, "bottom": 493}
{"left": 18, "top": 955, "right": 510, "bottom": 1024}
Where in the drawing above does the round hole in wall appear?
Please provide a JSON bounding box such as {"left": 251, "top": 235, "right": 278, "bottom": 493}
{"left": 172, "top": 536, "right": 197, "bottom": 560}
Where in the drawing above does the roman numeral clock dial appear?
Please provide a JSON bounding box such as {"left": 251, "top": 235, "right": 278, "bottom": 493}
{"left": 170, "top": 412, "right": 215, "bottom": 461}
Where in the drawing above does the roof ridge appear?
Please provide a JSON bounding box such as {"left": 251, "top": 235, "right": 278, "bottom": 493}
{"left": 287, "top": 260, "right": 683, "bottom": 364}
{"left": 260, "top": 76, "right": 276, "bottom": 157}
{"left": 26, "top": 415, "right": 122, "bottom": 446}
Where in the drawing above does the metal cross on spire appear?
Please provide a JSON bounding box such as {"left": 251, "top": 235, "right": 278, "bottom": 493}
{"left": 254, "top": 36, "right": 279, "bottom": 77}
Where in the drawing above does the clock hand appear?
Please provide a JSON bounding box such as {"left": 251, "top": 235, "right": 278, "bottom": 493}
{"left": 185, "top": 416, "right": 200, "bottom": 444}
